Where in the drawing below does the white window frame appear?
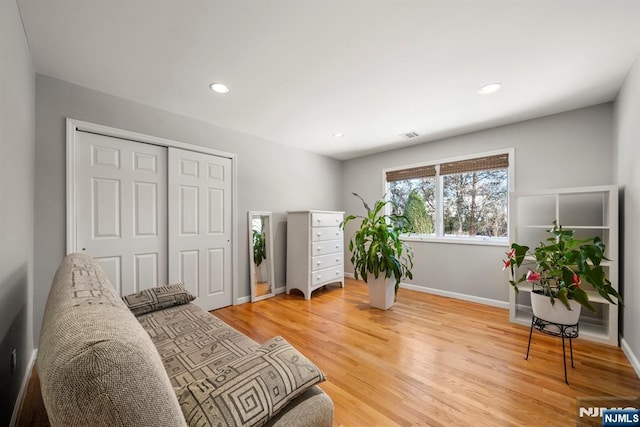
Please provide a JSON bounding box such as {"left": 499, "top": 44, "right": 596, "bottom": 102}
{"left": 382, "top": 148, "right": 515, "bottom": 246}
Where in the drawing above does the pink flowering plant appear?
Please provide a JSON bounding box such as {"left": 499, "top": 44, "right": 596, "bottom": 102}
{"left": 503, "top": 221, "right": 621, "bottom": 312}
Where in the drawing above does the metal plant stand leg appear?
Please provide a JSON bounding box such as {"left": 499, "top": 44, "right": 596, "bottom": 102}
{"left": 524, "top": 316, "right": 579, "bottom": 384}
{"left": 525, "top": 317, "right": 535, "bottom": 360}
{"left": 570, "top": 338, "right": 574, "bottom": 368}
{"left": 562, "top": 335, "right": 568, "bottom": 385}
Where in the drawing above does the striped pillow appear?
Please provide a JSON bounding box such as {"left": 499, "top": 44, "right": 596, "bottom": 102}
{"left": 175, "top": 336, "right": 326, "bottom": 426}
{"left": 122, "top": 282, "right": 195, "bottom": 316}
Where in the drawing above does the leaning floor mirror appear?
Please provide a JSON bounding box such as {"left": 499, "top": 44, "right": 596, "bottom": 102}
{"left": 248, "top": 211, "right": 275, "bottom": 302}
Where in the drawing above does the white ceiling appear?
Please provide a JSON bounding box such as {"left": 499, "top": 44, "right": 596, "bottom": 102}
{"left": 17, "top": 0, "right": 640, "bottom": 160}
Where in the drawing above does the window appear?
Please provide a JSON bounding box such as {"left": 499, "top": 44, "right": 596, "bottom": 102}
{"left": 385, "top": 151, "right": 511, "bottom": 243}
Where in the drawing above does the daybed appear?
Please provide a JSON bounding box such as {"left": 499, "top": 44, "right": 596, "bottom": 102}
{"left": 37, "top": 253, "right": 333, "bottom": 426}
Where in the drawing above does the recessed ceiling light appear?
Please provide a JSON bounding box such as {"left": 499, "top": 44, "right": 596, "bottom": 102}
{"left": 333, "top": 133, "right": 345, "bottom": 138}
{"left": 209, "top": 83, "right": 230, "bottom": 94}
{"left": 478, "top": 83, "right": 501, "bottom": 95}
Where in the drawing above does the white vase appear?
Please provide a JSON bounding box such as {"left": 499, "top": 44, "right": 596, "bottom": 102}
{"left": 530, "top": 291, "right": 581, "bottom": 325}
{"left": 367, "top": 276, "right": 396, "bottom": 310}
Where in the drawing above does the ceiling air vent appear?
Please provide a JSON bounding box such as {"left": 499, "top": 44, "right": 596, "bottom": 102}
{"left": 400, "top": 131, "right": 419, "bottom": 139}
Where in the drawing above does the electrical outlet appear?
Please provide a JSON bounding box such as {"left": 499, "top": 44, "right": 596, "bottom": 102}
{"left": 11, "top": 349, "right": 17, "bottom": 374}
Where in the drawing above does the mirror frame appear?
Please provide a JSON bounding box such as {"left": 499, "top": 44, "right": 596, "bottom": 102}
{"left": 248, "top": 211, "right": 275, "bottom": 302}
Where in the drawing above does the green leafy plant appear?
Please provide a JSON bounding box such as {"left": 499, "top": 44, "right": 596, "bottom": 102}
{"left": 503, "top": 221, "right": 621, "bottom": 312}
{"left": 252, "top": 228, "right": 266, "bottom": 266}
{"left": 341, "top": 193, "right": 414, "bottom": 296}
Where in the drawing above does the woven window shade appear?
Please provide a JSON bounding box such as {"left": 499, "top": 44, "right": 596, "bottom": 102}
{"left": 386, "top": 165, "right": 437, "bottom": 182}
{"left": 440, "top": 153, "right": 509, "bottom": 176}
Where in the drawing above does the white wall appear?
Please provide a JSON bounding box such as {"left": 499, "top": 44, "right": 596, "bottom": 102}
{"left": 33, "top": 74, "right": 342, "bottom": 342}
{"left": 613, "top": 55, "right": 640, "bottom": 373}
{"left": 0, "top": 0, "right": 35, "bottom": 423}
{"left": 342, "top": 104, "right": 613, "bottom": 304}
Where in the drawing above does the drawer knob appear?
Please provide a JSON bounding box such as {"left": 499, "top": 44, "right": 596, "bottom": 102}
{"left": 317, "top": 232, "right": 322, "bottom": 236}
{"left": 317, "top": 247, "right": 322, "bottom": 251}
{"left": 335, "top": 271, "right": 339, "bottom": 275}
{"left": 336, "top": 244, "right": 340, "bottom": 248}
{"left": 336, "top": 232, "right": 339, "bottom": 235}
{"left": 336, "top": 258, "right": 339, "bottom": 262}
{"left": 317, "top": 261, "right": 322, "bottom": 265}
{"left": 316, "top": 276, "right": 321, "bottom": 280}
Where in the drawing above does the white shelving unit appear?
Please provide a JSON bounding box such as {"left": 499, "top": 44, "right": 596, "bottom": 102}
{"left": 508, "top": 185, "right": 619, "bottom": 346}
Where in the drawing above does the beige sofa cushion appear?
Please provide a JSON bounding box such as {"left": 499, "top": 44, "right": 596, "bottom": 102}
{"left": 122, "top": 282, "right": 195, "bottom": 316}
{"left": 175, "top": 336, "right": 327, "bottom": 426}
{"left": 137, "top": 302, "right": 260, "bottom": 387}
{"left": 37, "top": 253, "right": 186, "bottom": 427}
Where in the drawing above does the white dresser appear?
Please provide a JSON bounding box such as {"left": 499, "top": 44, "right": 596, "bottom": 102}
{"left": 286, "top": 210, "right": 345, "bottom": 300}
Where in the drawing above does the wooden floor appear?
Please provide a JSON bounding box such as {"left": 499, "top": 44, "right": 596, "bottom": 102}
{"left": 17, "top": 278, "right": 640, "bottom": 426}
{"left": 214, "top": 279, "right": 639, "bottom": 426}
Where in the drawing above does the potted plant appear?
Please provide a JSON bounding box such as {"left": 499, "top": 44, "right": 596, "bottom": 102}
{"left": 503, "top": 221, "right": 621, "bottom": 324}
{"left": 341, "top": 193, "right": 414, "bottom": 309}
{"left": 252, "top": 228, "right": 267, "bottom": 282}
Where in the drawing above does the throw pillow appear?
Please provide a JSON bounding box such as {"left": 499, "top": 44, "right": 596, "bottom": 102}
{"left": 175, "top": 336, "right": 326, "bottom": 427}
{"left": 122, "top": 282, "right": 195, "bottom": 316}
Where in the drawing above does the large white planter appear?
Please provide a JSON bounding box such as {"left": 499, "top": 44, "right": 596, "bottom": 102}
{"left": 255, "top": 262, "right": 267, "bottom": 283}
{"left": 367, "top": 276, "right": 396, "bottom": 310}
{"left": 530, "top": 291, "right": 581, "bottom": 325}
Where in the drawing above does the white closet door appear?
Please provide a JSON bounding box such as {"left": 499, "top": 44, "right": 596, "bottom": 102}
{"left": 168, "top": 147, "right": 232, "bottom": 310}
{"left": 75, "top": 131, "right": 168, "bottom": 295}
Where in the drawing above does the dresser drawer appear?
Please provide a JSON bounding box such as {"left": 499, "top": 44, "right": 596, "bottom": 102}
{"left": 311, "top": 239, "right": 342, "bottom": 256}
{"left": 311, "top": 212, "right": 343, "bottom": 227}
{"left": 310, "top": 265, "right": 344, "bottom": 287}
{"left": 311, "top": 226, "right": 342, "bottom": 242}
{"left": 311, "top": 253, "right": 343, "bottom": 271}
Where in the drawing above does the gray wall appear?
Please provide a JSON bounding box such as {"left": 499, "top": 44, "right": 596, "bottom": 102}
{"left": 0, "top": 0, "right": 35, "bottom": 423}
{"left": 342, "top": 104, "right": 613, "bottom": 304}
{"left": 34, "top": 74, "right": 342, "bottom": 342}
{"left": 613, "top": 55, "right": 640, "bottom": 372}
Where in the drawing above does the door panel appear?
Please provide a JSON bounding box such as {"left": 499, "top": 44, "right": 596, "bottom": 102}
{"left": 72, "top": 129, "right": 233, "bottom": 308}
{"left": 96, "top": 256, "right": 122, "bottom": 294}
{"left": 178, "top": 250, "right": 199, "bottom": 297}
{"left": 76, "top": 131, "right": 168, "bottom": 295}
{"left": 208, "top": 189, "right": 224, "bottom": 234}
{"left": 208, "top": 249, "right": 225, "bottom": 294}
{"left": 179, "top": 186, "right": 199, "bottom": 235}
{"left": 93, "top": 178, "right": 121, "bottom": 238}
{"left": 169, "top": 147, "right": 232, "bottom": 310}
{"left": 134, "top": 253, "right": 159, "bottom": 291}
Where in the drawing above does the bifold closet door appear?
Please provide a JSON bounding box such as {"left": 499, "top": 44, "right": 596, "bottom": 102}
{"left": 75, "top": 131, "right": 168, "bottom": 295}
{"left": 168, "top": 147, "right": 233, "bottom": 310}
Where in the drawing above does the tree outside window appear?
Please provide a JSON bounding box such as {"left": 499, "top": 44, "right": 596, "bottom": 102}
{"left": 442, "top": 169, "right": 507, "bottom": 238}
{"left": 386, "top": 152, "right": 510, "bottom": 241}
{"left": 389, "top": 178, "right": 436, "bottom": 235}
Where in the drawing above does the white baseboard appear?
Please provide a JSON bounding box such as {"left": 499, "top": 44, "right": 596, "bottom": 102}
{"left": 275, "top": 286, "right": 286, "bottom": 295}
{"left": 345, "top": 274, "right": 508, "bottom": 309}
{"left": 10, "top": 348, "right": 38, "bottom": 427}
{"left": 399, "top": 282, "right": 509, "bottom": 309}
{"left": 621, "top": 338, "right": 640, "bottom": 379}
